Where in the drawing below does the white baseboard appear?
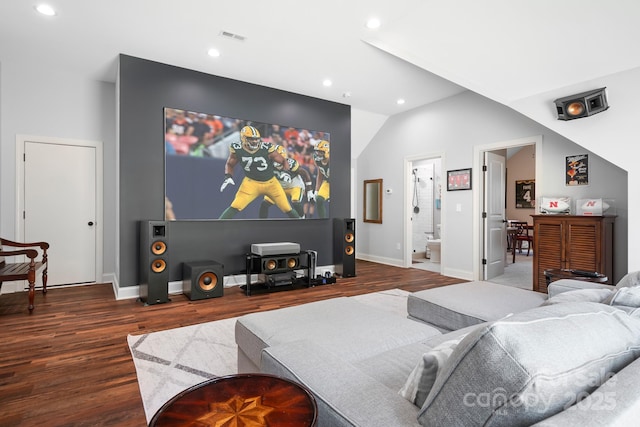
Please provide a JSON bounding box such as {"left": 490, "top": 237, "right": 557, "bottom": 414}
{"left": 356, "top": 254, "right": 404, "bottom": 268}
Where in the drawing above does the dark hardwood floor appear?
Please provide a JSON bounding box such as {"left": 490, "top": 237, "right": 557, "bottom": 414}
{"left": 0, "top": 260, "right": 464, "bottom": 426}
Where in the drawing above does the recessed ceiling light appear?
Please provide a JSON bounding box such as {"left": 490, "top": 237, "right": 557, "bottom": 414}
{"left": 323, "top": 79, "right": 333, "bottom": 87}
{"left": 35, "top": 4, "right": 56, "bottom": 16}
{"left": 397, "top": 98, "right": 406, "bottom": 105}
{"left": 366, "top": 18, "right": 381, "bottom": 30}
{"left": 207, "top": 48, "right": 221, "bottom": 58}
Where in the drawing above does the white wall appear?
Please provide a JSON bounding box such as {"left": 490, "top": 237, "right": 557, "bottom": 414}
{"left": 357, "top": 91, "right": 628, "bottom": 282}
{"left": 0, "top": 60, "right": 117, "bottom": 280}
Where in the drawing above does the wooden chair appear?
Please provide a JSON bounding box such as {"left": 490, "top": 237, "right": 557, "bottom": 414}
{"left": 0, "top": 238, "right": 49, "bottom": 312}
{"left": 512, "top": 221, "right": 534, "bottom": 260}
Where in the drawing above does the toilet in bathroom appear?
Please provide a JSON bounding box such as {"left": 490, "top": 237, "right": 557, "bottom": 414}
{"left": 426, "top": 224, "right": 441, "bottom": 263}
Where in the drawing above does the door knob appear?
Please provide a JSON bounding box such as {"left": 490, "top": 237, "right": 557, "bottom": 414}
{"left": 88, "top": 221, "right": 94, "bottom": 226}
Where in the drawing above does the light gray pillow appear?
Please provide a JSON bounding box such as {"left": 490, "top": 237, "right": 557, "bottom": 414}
{"left": 615, "top": 271, "right": 640, "bottom": 290}
{"left": 418, "top": 302, "right": 640, "bottom": 427}
{"left": 398, "top": 334, "right": 467, "bottom": 407}
{"left": 606, "top": 286, "right": 640, "bottom": 308}
{"left": 542, "top": 288, "right": 613, "bottom": 306}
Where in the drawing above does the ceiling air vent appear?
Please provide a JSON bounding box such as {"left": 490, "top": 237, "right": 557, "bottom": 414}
{"left": 219, "top": 31, "right": 246, "bottom": 42}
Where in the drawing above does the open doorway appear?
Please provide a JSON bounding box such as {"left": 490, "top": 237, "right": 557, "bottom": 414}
{"left": 473, "top": 136, "right": 541, "bottom": 290}
{"left": 405, "top": 153, "right": 444, "bottom": 273}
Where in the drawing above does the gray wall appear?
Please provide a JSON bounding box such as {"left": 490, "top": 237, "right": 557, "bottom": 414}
{"left": 118, "top": 55, "right": 351, "bottom": 287}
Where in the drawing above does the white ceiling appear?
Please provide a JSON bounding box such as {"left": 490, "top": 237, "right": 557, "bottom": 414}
{"left": 1, "top": 0, "right": 639, "bottom": 119}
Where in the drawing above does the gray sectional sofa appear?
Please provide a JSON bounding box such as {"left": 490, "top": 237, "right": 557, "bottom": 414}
{"left": 235, "top": 274, "right": 640, "bottom": 426}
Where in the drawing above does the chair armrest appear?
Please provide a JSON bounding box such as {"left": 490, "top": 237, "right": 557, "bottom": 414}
{"left": 0, "top": 238, "right": 49, "bottom": 251}
{"left": 0, "top": 249, "right": 39, "bottom": 260}
{"left": 548, "top": 279, "right": 613, "bottom": 298}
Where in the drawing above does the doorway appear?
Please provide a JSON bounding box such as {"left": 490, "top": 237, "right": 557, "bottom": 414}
{"left": 15, "top": 135, "right": 103, "bottom": 289}
{"left": 473, "top": 136, "right": 541, "bottom": 290}
{"left": 405, "top": 153, "right": 444, "bottom": 273}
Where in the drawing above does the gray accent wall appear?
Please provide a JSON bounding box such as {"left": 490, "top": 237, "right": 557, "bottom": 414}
{"left": 118, "top": 55, "right": 350, "bottom": 287}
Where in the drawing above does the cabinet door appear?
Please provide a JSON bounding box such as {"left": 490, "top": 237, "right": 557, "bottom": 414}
{"left": 566, "top": 221, "right": 601, "bottom": 272}
{"left": 534, "top": 221, "right": 563, "bottom": 292}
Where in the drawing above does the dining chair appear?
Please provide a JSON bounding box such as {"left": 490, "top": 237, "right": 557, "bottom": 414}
{"left": 512, "top": 221, "right": 534, "bottom": 260}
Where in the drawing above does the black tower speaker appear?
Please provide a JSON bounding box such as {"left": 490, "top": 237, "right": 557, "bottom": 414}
{"left": 182, "top": 260, "right": 224, "bottom": 300}
{"left": 554, "top": 87, "right": 609, "bottom": 121}
{"left": 139, "top": 220, "right": 170, "bottom": 305}
{"left": 334, "top": 218, "right": 356, "bottom": 277}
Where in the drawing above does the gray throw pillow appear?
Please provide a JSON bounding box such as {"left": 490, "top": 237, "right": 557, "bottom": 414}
{"left": 418, "top": 302, "right": 640, "bottom": 427}
{"left": 542, "top": 288, "right": 613, "bottom": 306}
{"left": 606, "top": 286, "right": 640, "bottom": 308}
{"left": 398, "top": 334, "right": 467, "bottom": 407}
{"left": 615, "top": 271, "right": 640, "bottom": 290}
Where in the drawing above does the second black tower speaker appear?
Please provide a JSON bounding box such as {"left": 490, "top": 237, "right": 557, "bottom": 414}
{"left": 183, "top": 260, "right": 224, "bottom": 300}
{"left": 139, "top": 220, "right": 170, "bottom": 305}
{"left": 334, "top": 218, "right": 356, "bottom": 277}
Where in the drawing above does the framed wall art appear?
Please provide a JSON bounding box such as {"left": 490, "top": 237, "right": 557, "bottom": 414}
{"left": 515, "top": 179, "right": 535, "bottom": 208}
{"left": 447, "top": 168, "right": 472, "bottom": 191}
{"left": 566, "top": 154, "right": 589, "bottom": 186}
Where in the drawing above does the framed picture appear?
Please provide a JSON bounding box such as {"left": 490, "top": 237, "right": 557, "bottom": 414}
{"left": 515, "top": 180, "right": 535, "bottom": 208}
{"left": 566, "top": 154, "right": 589, "bottom": 186}
{"left": 447, "top": 168, "right": 472, "bottom": 191}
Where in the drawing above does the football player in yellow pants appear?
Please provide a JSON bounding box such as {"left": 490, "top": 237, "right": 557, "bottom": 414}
{"left": 219, "top": 126, "right": 300, "bottom": 219}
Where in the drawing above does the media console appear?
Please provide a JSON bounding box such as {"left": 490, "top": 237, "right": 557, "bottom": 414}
{"left": 242, "top": 247, "right": 335, "bottom": 296}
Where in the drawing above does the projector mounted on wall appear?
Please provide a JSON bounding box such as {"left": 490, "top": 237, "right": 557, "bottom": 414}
{"left": 554, "top": 87, "right": 609, "bottom": 121}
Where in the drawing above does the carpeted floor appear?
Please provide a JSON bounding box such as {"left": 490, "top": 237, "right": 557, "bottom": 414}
{"left": 487, "top": 251, "right": 533, "bottom": 290}
{"left": 127, "top": 288, "right": 410, "bottom": 422}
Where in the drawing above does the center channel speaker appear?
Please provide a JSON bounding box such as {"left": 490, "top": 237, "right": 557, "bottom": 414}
{"left": 183, "top": 260, "right": 224, "bottom": 300}
{"left": 554, "top": 87, "right": 609, "bottom": 121}
{"left": 334, "top": 218, "right": 356, "bottom": 277}
{"left": 258, "top": 254, "right": 301, "bottom": 274}
{"left": 139, "top": 220, "right": 170, "bottom": 305}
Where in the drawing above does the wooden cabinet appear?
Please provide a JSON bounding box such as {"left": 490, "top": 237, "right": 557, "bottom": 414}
{"left": 532, "top": 215, "right": 615, "bottom": 293}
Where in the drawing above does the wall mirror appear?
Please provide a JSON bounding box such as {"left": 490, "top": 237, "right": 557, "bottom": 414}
{"left": 363, "top": 179, "right": 383, "bottom": 224}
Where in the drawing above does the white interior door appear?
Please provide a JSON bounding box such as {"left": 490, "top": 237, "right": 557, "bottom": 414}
{"left": 483, "top": 151, "right": 507, "bottom": 279}
{"left": 23, "top": 141, "right": 97, "bottom": 286}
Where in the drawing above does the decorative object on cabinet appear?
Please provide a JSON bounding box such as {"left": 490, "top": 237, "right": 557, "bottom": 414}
{"left": 566, "top": 154, "right": 589, "bottom": 186}
{"left": 539, "top": 196, "right": 571, "bottom": 215}
{"left": 576, "top": 198, "right": 615, "bottom": 216}
{"left": 532, "top": 215, "right": 615, "bottom": 293}
{"left": 446, "top": 168, "right": 471, "bottom": 191}
{"left": 515, "top": 180, "right": 535, "bottom": 208}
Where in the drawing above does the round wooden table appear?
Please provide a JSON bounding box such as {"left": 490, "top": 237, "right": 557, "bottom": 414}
{"left": 150, "top": 373, "right": 317, "bottom": 427}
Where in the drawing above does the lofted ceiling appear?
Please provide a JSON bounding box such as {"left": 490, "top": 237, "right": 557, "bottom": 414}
{"left": 1, "top": 1, "right": 639, "bottom": 122}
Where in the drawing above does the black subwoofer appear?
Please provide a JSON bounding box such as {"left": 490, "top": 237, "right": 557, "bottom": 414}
{"left": 182, "top": 260, "right": 224, "bottom": 300}
{"left": 139, "top": 220, "right": 170, "bottom": 305}
{"left": 334, "top": 218, "right": 356, "bottom": 277}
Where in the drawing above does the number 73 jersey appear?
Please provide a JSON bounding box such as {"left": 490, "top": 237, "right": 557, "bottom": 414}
{"left": 230, "top": 141, "right": 279, "bottom": 182}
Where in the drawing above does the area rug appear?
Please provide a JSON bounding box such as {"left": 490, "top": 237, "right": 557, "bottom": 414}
{"left": 127, "top": 288, "right": 410, "bottom": 422}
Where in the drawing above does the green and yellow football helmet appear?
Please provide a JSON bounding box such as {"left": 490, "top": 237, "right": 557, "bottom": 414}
{"left": 314, "top": 140, "right": 330, "bottom": 163}
{"left": 240, "top": 125, "right": 262, "bottom": 153}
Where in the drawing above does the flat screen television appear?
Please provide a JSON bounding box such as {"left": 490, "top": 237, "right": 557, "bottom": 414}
{"left": 164, "top": 107, "right": 331, "bottom": 220}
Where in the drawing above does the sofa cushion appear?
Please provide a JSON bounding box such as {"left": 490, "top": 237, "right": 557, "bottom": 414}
{"left": 398, "top": 333, "right": 468, "bottom": 407}
{"left": 235, "top": 297, "right": 442, "bottom": 370}
{"left": 418, "top": 302, "right": 640, "bottom": 427}
{"left": 408, "top": 281, "right": 546, "bottom": 331}
{"left": 542, "top": 288, "right": 613, "bottom": 306}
